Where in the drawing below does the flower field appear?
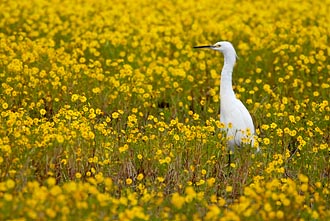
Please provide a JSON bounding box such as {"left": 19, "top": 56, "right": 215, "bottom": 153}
{"left": 0, "top": 0, "right": 329, "bottom": 220}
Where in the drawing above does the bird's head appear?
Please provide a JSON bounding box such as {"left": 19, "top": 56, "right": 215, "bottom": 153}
{"left": 194, "top": 41, "right": 238, "bottom": 62}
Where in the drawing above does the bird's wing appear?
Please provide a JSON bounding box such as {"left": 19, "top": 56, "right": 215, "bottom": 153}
{"left": 234, "top": 99, "right": 255, "bottom": 133}
{"left": 220, "top": 98, "right": 255, "bottom": 146}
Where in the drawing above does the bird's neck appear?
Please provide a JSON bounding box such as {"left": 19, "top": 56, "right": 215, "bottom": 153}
{"left": 220, "top": 55, "right": 236, "bottom": 98}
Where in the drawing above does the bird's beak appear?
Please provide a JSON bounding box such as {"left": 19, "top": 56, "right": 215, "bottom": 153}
{"left": 193, "top": 45, "right": 214, "bottom": 49}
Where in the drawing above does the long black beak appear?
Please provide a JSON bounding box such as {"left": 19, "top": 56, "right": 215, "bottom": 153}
{"left": 193, "top": 45, "right": 213, "bottom": 49}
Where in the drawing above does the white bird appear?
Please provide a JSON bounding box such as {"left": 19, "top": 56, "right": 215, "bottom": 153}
{"left": 194, "top": 41, "right": 257, "bottom": 152}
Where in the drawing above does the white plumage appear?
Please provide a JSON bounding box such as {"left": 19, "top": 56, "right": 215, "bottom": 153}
{"left": 194, "top": 41, "right": 257, "bottom": 151}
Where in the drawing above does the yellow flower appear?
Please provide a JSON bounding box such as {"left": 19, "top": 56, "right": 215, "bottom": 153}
{"left": 112, "top": 112, "right": 119, "bottom": 119}
{"left": 88, "top": 131, "right": 95, "bottom": 139}
{"left": 71, "top": 94, "right": 79, "bottom": 102}
{"left": 164, "top": 156, "right": 171, "bottom": 163}
{"left": 196, "top": 179, "right": 205, "bottom": 186}
{"left": 39, "top": 109, "right": 46, "bottom": 116}
{"left": 6, "top": 179, "right": 15, "bottom": 190}
{"left": 193, "top": 113, "right": 199, "bottom": 120}
{"left": 75, "top": 172, "right": 82, "bottom": 179}
{"left": 205, "top": 205, "right": 220, "bottom": 220}
{"left": 50, "top": 185, "right": 62, "bottom": 196}
{"left": 171, "top": 192, "right": 185, "bottom": 209}
{"left": 184, "top": 187, "right": 196, "bottom": 203}
{"left": 319, "top": 143, "right": 327, "bottom": 150}
{"left": 218, "top": 197, "right": 226, "bottom": 207}
{"left": 300, "top": 183, "right": 308, "bottom": 192}
{"left": 56, "top": 134, "right": 64, "bottom": 143}
{"left": 119, "top": 144, "right": 129, "bottom": 153}
{"left": 4, "top": 193, "right": 13, "bottom": 201}
{"left": 28, "top": 211, "right": 37, "bottom": 219}
{"left": 126, "top": 178, "right": 133, "bottom": 185}
{"left": 207, "top": 178, "right": 216, "bottom": 186}
{"left": 46, "top": 208, "right": 56, "bottom": 218}
{"left": 261, "top": 124, "right": 269, "bottom": 130}
{"left": 263, "top": 138, "right": 270, "bottom": 145}
{"left": 226, "top": 185, "right": 233, "bottom": 193}
{"left": 79, "top": 95, "right": 87, "bottom": 103}
{"left": 264, "top": 203, "right": 272, "bottom": 212}
{"left": 92, "top": 87, "right": 101, "bottom": 94}
{"left": 298, "top": 174, "right": 309, "bottom": 183}
{"left": 228, "top": 122, "right": 233, "bottom": 128}
{"left": 95, "top": 173, "right": 104, "bottom": 183}
{"left": 2, "top": 103, "right": 8, "bottom": 109}
{"left": 157, "top": 177, "right": 165, "bottom": 183}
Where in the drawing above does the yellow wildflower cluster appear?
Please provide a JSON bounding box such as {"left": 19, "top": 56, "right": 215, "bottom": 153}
{"left": 0, "top": 0, "right": 329, "bottom": 220}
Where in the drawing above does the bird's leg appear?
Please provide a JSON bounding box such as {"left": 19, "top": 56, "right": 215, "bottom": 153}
{"left": 227, "top": 150, "right": 232, "bottom": 176}
{"left": 228, "top": 150, "right": 231, "bottom": 166}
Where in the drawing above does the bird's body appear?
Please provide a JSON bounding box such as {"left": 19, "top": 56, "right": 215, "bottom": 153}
{"left": 194, "top": 41, "right": 256, "bottom": 150}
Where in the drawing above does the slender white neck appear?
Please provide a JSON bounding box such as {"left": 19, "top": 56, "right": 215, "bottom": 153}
{"left": 220, "top": 51, "right": 236, "bottom": 98}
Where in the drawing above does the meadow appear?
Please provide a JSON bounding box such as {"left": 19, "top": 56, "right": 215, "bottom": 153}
{"left": 0, "top": 0, "right": 329, "bottom": 220}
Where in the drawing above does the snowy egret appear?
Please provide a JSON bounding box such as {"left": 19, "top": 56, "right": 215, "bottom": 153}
{"left": 194, "top": 41, "right": 257, "bottom": 152}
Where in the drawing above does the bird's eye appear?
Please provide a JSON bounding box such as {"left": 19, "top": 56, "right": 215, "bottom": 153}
{"left": 215, "top": 44, "right": 221, "bottom": 48}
